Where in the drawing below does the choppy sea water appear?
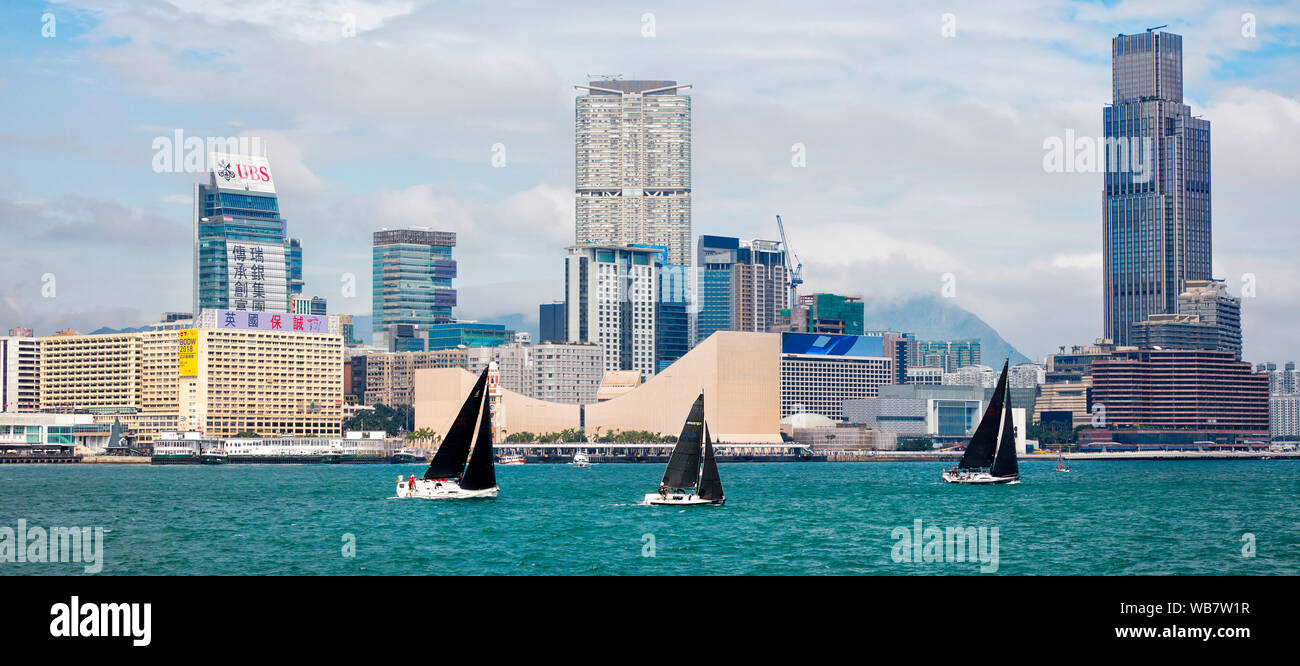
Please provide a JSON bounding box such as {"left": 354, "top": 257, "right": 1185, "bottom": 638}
{"left": 1, "top": 461, "right": 1296, "bottom": 575}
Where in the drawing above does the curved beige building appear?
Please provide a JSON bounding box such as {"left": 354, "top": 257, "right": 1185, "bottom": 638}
{"left": 414, "top": 331, "right": 781, "bottom": 443}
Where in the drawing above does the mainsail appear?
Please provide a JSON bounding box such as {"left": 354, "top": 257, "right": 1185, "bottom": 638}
{"left": 459, "top": 388, "right": 497, "bottom": 491}
{"left": 957, "top": 360, "right": 1010, "bottom": 469}
{"left": 990, "top": 380, "right": 1019, "bottom": 478}
{"left": 422, "top": 368, "right": 488, "bottom": 480}
{"left": 697, "top": 425, "right": 724, "bottom": 501}
{"left": 661, "top": 393, "right": 705, "bottom": 489}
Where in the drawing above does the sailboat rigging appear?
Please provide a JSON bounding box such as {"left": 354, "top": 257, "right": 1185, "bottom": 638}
{"left": 395, "top": 365, "right": 501, "bottom": 500}
{"left": 942, "top": 360, "right": 1021, "bottom": 485}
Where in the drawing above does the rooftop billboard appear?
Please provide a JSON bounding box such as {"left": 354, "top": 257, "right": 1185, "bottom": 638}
{"left": 781, "top": 332, "right": 885, "bottom": 358}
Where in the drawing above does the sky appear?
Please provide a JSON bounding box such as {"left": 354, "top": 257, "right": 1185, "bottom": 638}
{"left": 0, "top": 0, "right": 1297, "bottom": 363}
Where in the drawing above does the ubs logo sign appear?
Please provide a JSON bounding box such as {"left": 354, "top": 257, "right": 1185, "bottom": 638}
{"left": 215, "top": 159, "right": 236, "bottom": 182}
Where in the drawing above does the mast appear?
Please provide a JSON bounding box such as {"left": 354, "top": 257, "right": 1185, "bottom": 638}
{"left": 422, "top": 367, "right": 488, "bottom": 480}
{"left": 990, "top": 379, "right": 1019, "bottom": 478}
{"left": 661, "top": 393, "right": 705, "bottom": 489}
{"left": 697, "top": 424, "right": 724, "bottom": 501}
{"left": 459, "top": 384, "right": 497, "bottom": 490}
{"left": 957, "top": 360, "right": 1009, "bottom": 469}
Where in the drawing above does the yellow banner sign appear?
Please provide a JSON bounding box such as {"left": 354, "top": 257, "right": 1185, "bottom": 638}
{"left": 178, "top": 329, "right": 198, "bottom": 377}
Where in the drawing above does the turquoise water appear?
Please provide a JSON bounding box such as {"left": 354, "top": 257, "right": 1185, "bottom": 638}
{"left": 1, "top": 461, "right": 1296, "bottom": 575}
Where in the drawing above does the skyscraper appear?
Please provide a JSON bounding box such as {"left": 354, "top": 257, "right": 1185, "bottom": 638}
{"left": 194, "top": 152, "right": 302, "bottom": 314}
{"left": 371, "top": 228, "right": 457, "bottom": 349}
{"left": 574, "top": 79, "right": 692, "bottom": 266}
{"left": 564, "top": 244, "right": 659, "bottom": 379}
{"left": 1104, "top": 30, "right": 1212, "bottom": 345}
{"left": 695, "top": 235, "right": 788, "bottom": 344}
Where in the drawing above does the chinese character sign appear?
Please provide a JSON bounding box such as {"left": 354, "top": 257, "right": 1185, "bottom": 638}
{"left": 215, "top": 310, "right": 329, "bottom": 334}
{"left": 226, "top": 241, "right": 288, "bottom": 312}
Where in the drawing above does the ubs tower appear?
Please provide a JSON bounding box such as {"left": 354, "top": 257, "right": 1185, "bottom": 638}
{"left": 193, "top": 152, "right": 302, "bottom": 314}
{"left": 1103, "top": 30, "right": 1212, "bottom": 345}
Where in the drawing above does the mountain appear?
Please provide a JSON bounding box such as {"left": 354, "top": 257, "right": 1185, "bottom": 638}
{"left": 861, "top": 295, "right": 1032, "bottom": 365}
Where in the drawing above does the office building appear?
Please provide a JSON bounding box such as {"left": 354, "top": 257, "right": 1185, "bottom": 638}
{"left": 427, "top": 322, "right": 514, "bottom": 351}
{"left": 565, "top": 244, "right": 659, "bottom": 379}
{"left": 1104, "top": 31, "right": 1212, "bottom": 344}
{"left": 194, "top": 152, "right": 301, "bottom": 314}
{"left": 1034, "top": 379, "right": 1092, "bottom": 428}
{"left": 780, "top": 332, "right": 893, "bottom": 419}
{"left": 574, "top": 79, "right": 692, "bottom": 266}
{"left": 1, "top": 335, "right": 38, "bottom": 413}
{"left": 695, "top": 235, "right": 789, "bottom": 344}
{"left": 532, "top": 342, "right": 603, "bottom": 404}
{"left": 539, "top": 302, "right": 567, "bottom": 343}
{"left": 915, "top": 339, "right": 982, "bottom": 373}
{"left": 1009, "top": 363, "right": 1045, "bottom": 389}
{"left": 655, "top": 262, "right": 690, "bottom": 371}
{"left": 789, "top": 293, "right": 864, "bottom": 335}
{"left": 1271, "top": 395, "right": 1300, "bottom": 438}
{"left": 372, "top": 228, "right": 457, "bottom": 348}
{"left": 359, "top": 348, "right": 468, "bottom": 407}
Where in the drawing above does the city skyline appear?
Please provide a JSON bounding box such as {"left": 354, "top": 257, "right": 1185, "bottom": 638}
{"left": 2, "top": 2, "right": 1297, "bottom": 364}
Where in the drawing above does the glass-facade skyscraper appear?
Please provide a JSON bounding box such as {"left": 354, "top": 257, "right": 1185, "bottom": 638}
{"left": 695, "top": 235, "right": 788, "bottom": 344}
{"left": 194, "top": 152, "right": 301, "bottom": 314}
{"left": 1104, "top": 31, "right": 1212, "bottom": 345}
{"left": 371, "top": 228, "right": 457, "bottom": 349}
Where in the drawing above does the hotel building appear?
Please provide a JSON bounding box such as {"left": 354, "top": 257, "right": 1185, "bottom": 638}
{"left": 35, "top": 312, "right": 343, "bottom": 443}
{"left": 1088, "top": 349, "right": 1268, "bottom": 443}
{"left": 779, "top": 332, "right": 893, "bottom": 419}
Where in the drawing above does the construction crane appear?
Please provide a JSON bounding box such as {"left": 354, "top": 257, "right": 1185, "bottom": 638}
{"left": 775, "top": 214, "right": 804, "bottom": 309}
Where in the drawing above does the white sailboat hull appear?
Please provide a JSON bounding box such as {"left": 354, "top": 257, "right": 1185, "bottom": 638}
{"left": 642, "top": 492, "right": 724, "bottom": 506}
{"left": 942, "top": 470, "right": 1019, "bottom": 485}
{"left": 396, "top": 479, "right": 499, "bottom": 500}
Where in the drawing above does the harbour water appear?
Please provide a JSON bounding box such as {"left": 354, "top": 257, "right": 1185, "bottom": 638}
{"left": 2, "top": 461, "right": 1296, "bottom": 575}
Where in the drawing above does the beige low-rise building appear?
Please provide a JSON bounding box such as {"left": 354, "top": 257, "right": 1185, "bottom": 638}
{"left": 414, "top": 331, "right": 783, "bottom": 444}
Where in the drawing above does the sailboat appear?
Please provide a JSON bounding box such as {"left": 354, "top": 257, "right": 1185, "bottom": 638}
{"left": 395, "top": 365, "right": 499, "bottom": 500}
{"left": 642, "top": 393, "right": 725, "bottom": 506}
{"left": 942, "top": 360, "right": 1020, "bottom": 485}
{"left": 1055, "top": 452, "right": 1071, "bottom": 473}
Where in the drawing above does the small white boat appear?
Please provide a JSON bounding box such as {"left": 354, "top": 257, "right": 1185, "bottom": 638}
{"left": 571, "top": 451, "right": 592, "bottom": 468}
{"left": 642, "top": 393, "right": 725, "bottom": 506}
{"left": 944, "top": 360, "right": 1020, "bottom": 486}
{"left": 394, "top": 366, "right": 499, "bottom": 501}
{"left": 498, "top": 454, "right": 525, "bottom": 466}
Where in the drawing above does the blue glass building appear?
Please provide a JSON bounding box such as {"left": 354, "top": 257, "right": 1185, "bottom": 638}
{"left": 372, "top": 228, "right": 457, "bottom": 348}
{"left": 193, "top": 153, "right": 301, "bottom": 314}
{"left": 1104, "top": 31, "right": 1212, "bottom": 345}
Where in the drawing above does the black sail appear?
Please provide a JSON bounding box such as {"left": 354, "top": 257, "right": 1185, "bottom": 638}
{"left": 661, "top": 393, "right": 705, "bottom": 489}
{"left": 459, "top": 387, "right": 497, "bottom": 491}
{"left": 697, "top": 426, "right": 724, "bottom": 501}
{"left": 423, "top": 368, "right": 488, "bottom": 480}
{"left": 991, "top": 382, "right": 1019, "bottom": 478}
{"left": 957, "top": 360, "right": 1009, "bottom": 469}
